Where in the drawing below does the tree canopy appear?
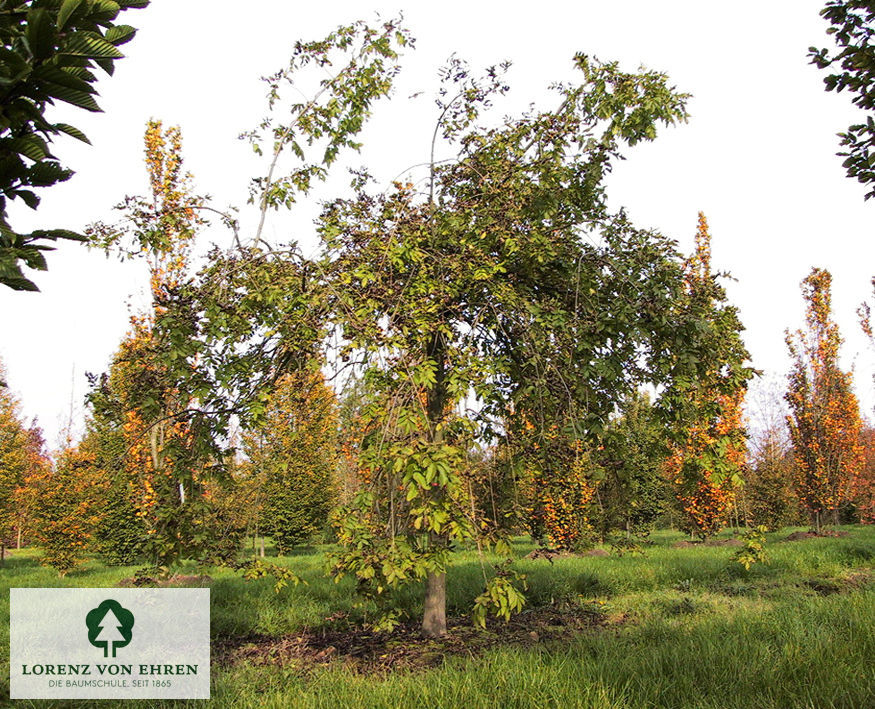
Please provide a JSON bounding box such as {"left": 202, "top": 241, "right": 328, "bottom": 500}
{"left": 82, "top": 18, "right": 759, "bottom": 636}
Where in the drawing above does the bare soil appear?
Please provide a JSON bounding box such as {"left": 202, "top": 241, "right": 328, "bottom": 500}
{"left": 672, "top": 538, "right": 743, "bottom": 549}
{"left": 782, "top": 530, "right": 850, "bottom": 542}
{"left": 525, "top": 548, "right": 610, "bottom": 562}
{"left": 117, "top": 573, "right": 212, "bottom": 587}
{"left": 214, "top": 605, "right": 611, "bottom": 676}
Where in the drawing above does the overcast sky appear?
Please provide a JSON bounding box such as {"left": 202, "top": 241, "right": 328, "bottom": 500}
{"left": 1, "top": 0, "right": 873, "bottom": 448}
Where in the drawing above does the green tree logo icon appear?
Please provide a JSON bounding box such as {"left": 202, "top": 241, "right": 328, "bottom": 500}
{"left": 86, "top": 600, "right": 135, "bottom": 658}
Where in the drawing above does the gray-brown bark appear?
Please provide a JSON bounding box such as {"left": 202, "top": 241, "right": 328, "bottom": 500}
{"left": 422, "top": 569, "right": 447, "bottom": 637}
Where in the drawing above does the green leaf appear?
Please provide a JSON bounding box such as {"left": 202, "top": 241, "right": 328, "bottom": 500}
{"left": 94, "top": 57, "right": 115, "bottom": 75}
{"left": 59, "top": 65, "right": 97, "bottom": 81}
{"left": 43, "top": 83, "right": 102, "bottom": 112}
{"left": 21, "top": 248, "right": 48, "bottom": 271}
{"left": 27, "top": 161, "right": 74, "bottom": 186}
{"left": 89, "top": 0, "right": 121, "bottom": 23}
{"left": 34, "top": 66, "right": 97, "bottom": 94}
{"left": 61, "top": 32, "right": 125, "bottom": 59}
{"left": 12, "top": 190, "right": 40, "bottom": 209}
{"left": 2, "top": 275, "right": 39, "bottom": 291}
{"left": 105, "top": 24, "right": 136, "bottom": 46}
{"left": 26, "top": 229, "right": 87, "bottom": 242}
{"left": 6, "top": 135, "right": 50, "bottom": 161}
{"left": 25, "top": 8, "right": 57, "bottom": 60}
{"left": 57, "top": 0, "right": 85, "bottom": 30}
{"left": 54, "top": 123, "right": 91, "bottom": 144}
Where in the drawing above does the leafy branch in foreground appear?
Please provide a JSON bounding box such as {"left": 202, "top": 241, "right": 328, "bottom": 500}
{"left": 810, "top": 0, "right": 875, "bottom": 199}
{"left": 0, "top": 0, "right": 150, "bottom": 290}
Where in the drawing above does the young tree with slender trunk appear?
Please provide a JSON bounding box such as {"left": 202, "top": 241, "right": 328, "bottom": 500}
{"left": 786, "top": 267, "right": 864, "bottom": 531}
{"left": 89, "top": 120, "right": 242, "bottom": 569}
{"left": 663, "top": 214, "right": 752, "bottom": 539}
{"left": 242, "top": 370, "right": 338, "bottom": 553}
{"left": 324, "top": 55, "right": 694, "bottom": 636}
{"left": 105, "top": 21, "right": 726, "bottom": 638}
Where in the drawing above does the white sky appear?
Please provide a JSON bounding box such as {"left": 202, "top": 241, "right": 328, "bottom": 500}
{"left": 1, "top": 0, "right": 873, "bottom": 449}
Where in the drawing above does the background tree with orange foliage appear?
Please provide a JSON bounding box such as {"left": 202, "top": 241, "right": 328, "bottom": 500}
{"left": 786, "top": 267, "right": 865, "bottom": 531}
{"left": 852, "top": 426, "right": 875, "bottom": 523}
{"left": 27, "top": 443, "right": 104, "bottom": 576}
{"left": 242, "top": 371, "right": 338, "bottom": 554}
{"left": 664, "top": 214, "right": 752, "bottom": 539}
{"left": 0, "top": 359, "right": 49, "bottom": 561}
{"left": 88, "top": 120, "right": 241, "bottom": 569}
{"left": 513, "top": 421, "right": 599, "bottom": 551}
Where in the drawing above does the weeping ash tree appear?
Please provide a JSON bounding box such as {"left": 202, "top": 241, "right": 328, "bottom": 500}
{"left": 135, "top": 20, "right": 721, "bottom": 637}
{"left": 319, "top": 56, "right": 696, "bottom": 635}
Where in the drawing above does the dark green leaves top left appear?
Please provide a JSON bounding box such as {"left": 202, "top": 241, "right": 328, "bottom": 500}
{"left": 0, "top": 0, "right": 150, "bottom": 291}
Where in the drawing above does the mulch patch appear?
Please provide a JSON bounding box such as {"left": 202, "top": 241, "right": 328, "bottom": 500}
{"left": 842, "top": 570, "right": 873, "bottom": 589}
{"left": 525, "top": 548, "right": 610, "bottom": 562}
{"left": 672, "top": 538, "right": 743, "bottom": 549}
{"left": 782, "top": 530, "right": 850, "bottom": 542}
{"left": 214, "top": 605, "right": 610, "bottom": 676}
{"left": 582, "top": 548, "right": 611, "bottom": 557}
{"left": 672, "top": 541, "right": 698, "bottom": 548}
{"left": 117, "top": 573, "right": 212, "bottom": 587}
{"left": 805, "top": 569, "right": 872, "bottom": 596}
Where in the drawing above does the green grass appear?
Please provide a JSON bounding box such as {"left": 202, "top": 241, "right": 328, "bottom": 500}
{"left": 1, "top": 526, "right": 873, "bottom": 708}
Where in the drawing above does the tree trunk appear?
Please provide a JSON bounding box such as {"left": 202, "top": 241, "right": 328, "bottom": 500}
{"left": 0, "top": 544, "right": 5, "bottom": 566}
{"left": 16, "top": 527, "right": 21, "bottom": 549}
{"left": 422, "top": 569, "right": 447, "bottom": 637}
{"left": 421, "top": 329, "right": 449, "bottom": 638}
{"left": 259, "top": 536, "right": 265, "bottom": 558}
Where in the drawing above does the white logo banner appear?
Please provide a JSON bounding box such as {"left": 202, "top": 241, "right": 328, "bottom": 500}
{"left": 10, "top": 588, "right": 210, "bottom": 699}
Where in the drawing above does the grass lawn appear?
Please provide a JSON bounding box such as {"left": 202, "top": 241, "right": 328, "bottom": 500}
{"left": 0, "top": 526, "right": 873, "bottom": 708}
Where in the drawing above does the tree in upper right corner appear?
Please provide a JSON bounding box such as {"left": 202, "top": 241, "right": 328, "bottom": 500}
{"left": 809, "top": 1, "right": 875, "bottom": 199}
{"left": 785, "top": 267, "right": 864, "bottom": 531}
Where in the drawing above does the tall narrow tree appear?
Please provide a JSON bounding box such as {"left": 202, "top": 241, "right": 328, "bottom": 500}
{"left": 664, "top": 213, "right": 751, "bottom": 539}
{"left": 786, "top": 267, "right": 864, "bottom": 530}
{"left": 89, "top": 120, "right": 215, "bottom": 569}
{"left": 242, "top": 370, "right": 338, "bottom": 554}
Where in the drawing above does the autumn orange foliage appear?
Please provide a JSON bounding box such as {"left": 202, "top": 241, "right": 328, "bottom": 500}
{"left": 26, "top": 444, "right": 105, "bottom": 576}
{"left": 94, "top": 121, "right": 205, "bottom": 560}
{"left": 853, "top": 427, "right": 875, "bottom": 523}
{"left": 665, "top": 214, "right": 747, "bottom": 538}
{"left": 514, "top": 413, "right": 598, "bottom": 550}
{"left": 0, "top": 366, "right": 50, "bottom": 557}
{"left": 786, "top": 268, "right": 865, "bottom": 530}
